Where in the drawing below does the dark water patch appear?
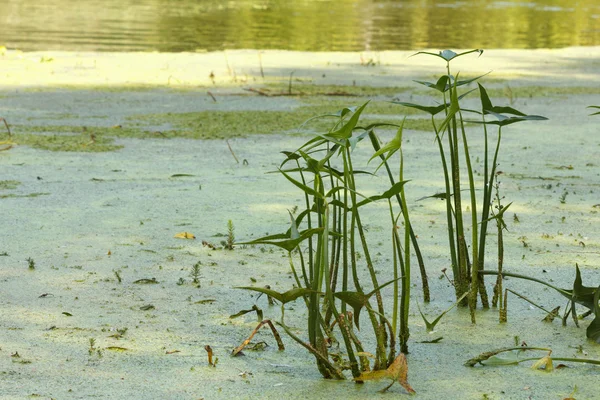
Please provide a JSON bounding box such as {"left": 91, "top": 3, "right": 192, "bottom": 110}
{"left": 1, "top": 0, "right": 599, "bottom": 52}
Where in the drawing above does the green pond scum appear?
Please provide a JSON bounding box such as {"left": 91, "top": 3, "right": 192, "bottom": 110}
{"left": 0, "top": 180, "right": 21, "bottom": 190}
{"left": 2, "top": 80, "right": 600, "bottom": 152}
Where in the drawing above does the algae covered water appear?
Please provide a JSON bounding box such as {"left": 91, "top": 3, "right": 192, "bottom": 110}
{"left": 1, "top": 0, "right": 599, "bottom": 52}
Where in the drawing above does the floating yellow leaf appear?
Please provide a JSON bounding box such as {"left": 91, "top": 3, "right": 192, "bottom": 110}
{"left": 174, "top": 232, "right": 195, "bottom": 239}
{"left": 106, "top": 346, "right": 129, "bottom": 352}
{"left": 531, "top": 354, "right": 554, "bottom": 372}
{"left": 354, "top": 353, "right": 416, "bottom": 394}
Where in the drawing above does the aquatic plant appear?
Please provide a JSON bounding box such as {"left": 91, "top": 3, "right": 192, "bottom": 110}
{"left": 190, "top": 261, "right": 202, "bottom": 286}
{"left": 393, "top": 49, "right": 547, "bottom": 321}
{"left": 222, "top": 220, "right": 235, "bottom": 250}
{"left": 466, "top": 346, "right": 600, "bottom": 368}
{"left": 482, "top": 265, "right": 600, "bottom": 342}
{"left": 238, "top": 102, "right": 417, "bottom": 390}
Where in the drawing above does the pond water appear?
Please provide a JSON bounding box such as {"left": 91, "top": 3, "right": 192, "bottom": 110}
{"left": 1, "top": 0, "right": 599, "bottom": 52}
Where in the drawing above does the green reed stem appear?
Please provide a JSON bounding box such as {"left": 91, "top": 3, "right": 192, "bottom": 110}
{"left": 368, "top": 131, "right": 429, "bottom": 302}
{"left": 458, "top": 111, "right": 479, "bottom": 322}
{"left": 398, "top": 144, "right": 411, "bottom": 353}
{"left": 432, "top": 117, "right": 459, "bottom": 298}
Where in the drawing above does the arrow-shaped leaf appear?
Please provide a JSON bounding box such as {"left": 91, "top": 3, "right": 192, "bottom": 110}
{"left": 238, "top": 227, "right": 324, "bottom": 252}
{"left": 334, "top": 278, "right": 400, "bottom": 329}
{"left": 586, "top": 285, "right": 600, "bottom": 343}
{"left": 236, "top": 286, "right": 314, "bottom": 305}
{"left": 355, "top": 181, "right": 409, "bottom": 208}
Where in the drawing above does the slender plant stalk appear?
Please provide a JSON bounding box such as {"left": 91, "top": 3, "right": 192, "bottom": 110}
{"left": 368, "top": 131, "right": 429, "bottom": 302}
{"left": 398, "top": 144, "right": 411, "bottom": 353}
{"left": 457, "top": 112, "right": 479, "bottom": 322}
{"left": 432, "top": 118, "right": 459, "bottom": 297}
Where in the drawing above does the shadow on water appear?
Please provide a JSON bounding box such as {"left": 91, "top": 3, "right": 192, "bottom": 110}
{"left": 1, "top": 0, "right": 599, "bottom": 52}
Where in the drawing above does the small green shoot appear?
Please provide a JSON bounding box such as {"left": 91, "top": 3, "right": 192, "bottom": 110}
{"left": 26, "top": 257, "right": 35, "bottom": 270}
{"left": 222, "top": 220, "right": 235, "bottom": 250}
{"left": 418, "top": 291, "right": 469, "bottom": 332}
{"left": 190, "top": 261, "right": 201, "bottom": 286}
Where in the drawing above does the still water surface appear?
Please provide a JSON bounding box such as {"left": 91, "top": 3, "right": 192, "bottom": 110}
{"left": 1, "top": 0, "right": 599, "bottom": 52}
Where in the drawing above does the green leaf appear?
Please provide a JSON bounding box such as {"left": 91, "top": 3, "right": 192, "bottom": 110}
{"left": 319, "top": 101, "right": 370, "bottom": 145}
{"left": 391, "top": 101, "right": 447, "bottom": 116}
{"left": 355, "top": 181, "right": 409, "bottom": 208}
{"left": 278, "top": 168, "right": 324, "bottom": 200}
{"left": 414, "top": 72, "right": 490, "bottom": 93}
{"left": 572, "top": 264, "right": 597, "bottom": 311}
{"left": 413, "top": 75, "right": 450, "bottom": 92}
{"left": 469, "top": 111, "right": 548, "bottom": 127}
{"left": 412, "top": 49, "right": 483, "bottom": 63}
{"left": 481, "top": 265, "right": 596, "bottom": 311}
{"left": 334, "top": 278, "right": 400, "bottom": 329}
{"left": 417, "top": 291, "right": 469, "bottom": 332}
{"left": 368, "top": 119, "right": 405, "bottom": 166}
{"left": 238, "top": 227, "right": 324, "bottom": 252}
{"left": 392, "top": 89, "right": 475, "bottom": 116}
{"left": 437, "top": 82, "right": 460, "bottom": 133}
{"left": 478, "top": 83, "right": 526, "bottom": 116}
{"left": 416, "top": 192, "right": 448, "bottom": 201}
{"left": 588, "top": 106, "right": 600, "bottom": 116}
{"left": 236, "top": 286, "right": 314, "bottom": 305}
{"left": 586, "top": 285, "right": 600, "bottom": 343}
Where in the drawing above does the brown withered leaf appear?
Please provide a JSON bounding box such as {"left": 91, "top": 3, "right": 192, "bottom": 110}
{"left": 354, "top": 353, "right": 415, "bottom": 394}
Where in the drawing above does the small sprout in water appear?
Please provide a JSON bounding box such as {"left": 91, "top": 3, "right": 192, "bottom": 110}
{"left": 113, "top": 270, "right": 122, "bottom": 283}
{"left": 513, "top": 213, "right": 520, "bottom": 223}
{"left": 88, "top": 338, "right": 97, "bottom": 355}
{"left": 222, "top": 220, "right": 235, "bottom": 250}
{"left": 190, "top": 261, "right": 201, "bottom": 286}
{"left": 26, "top": 257, "right": 35, "bottom": 270}
{"left": 560, "top": 190, "right": 568, "bottom": 204}
{"left": 176, "top": 277, "right": 186, "bottom": 286}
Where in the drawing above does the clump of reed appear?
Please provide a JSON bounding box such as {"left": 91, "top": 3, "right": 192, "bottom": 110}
{"left": 393, "top": 49, "right": 546, "bottom": 321}
{"left": 237, "top": 49, "right": 553, "bottom": 387}
{"left": 239, "top": 101, "right": 420, "bottom": 388}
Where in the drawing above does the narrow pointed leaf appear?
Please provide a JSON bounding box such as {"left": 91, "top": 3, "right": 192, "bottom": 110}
{"left": 392, "top": 101, "right": 446, "bottom": 116}
{"left": 416, "top": 192, "right": 448, "bottom": 201}
{"left": 288, "top": 211, "right": 300, "bottom": 240}
{"left": 236, "top": 286, "right": 314, "bottom": 305}
{"left": 321, "top": 101, "right": 370, "bottom": 143}
{"left": 478, "top": 83, "right": 526, "bottom": 116}
{"left": 437, "top": 84, "right": 460, "bottom": 133}
{"left": 238, "top": 227, "right": 324, "bottom": 252}
{"left": 573, "top": 265, "right": 597, "bottom": 310}
{"left": 369, "top": 120, "right": 405, "bottom": 163}
{"left": 468, "top": 110, "right": 548, "bottom": 126}
{"left": 278, "top": 168, "right": 324, "bottom": 199}
{"left": 355, "top": 181, "right": 409, "bottom": 208}
{"left": 588, "top": 106, "right": 600, "bottom": 116}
